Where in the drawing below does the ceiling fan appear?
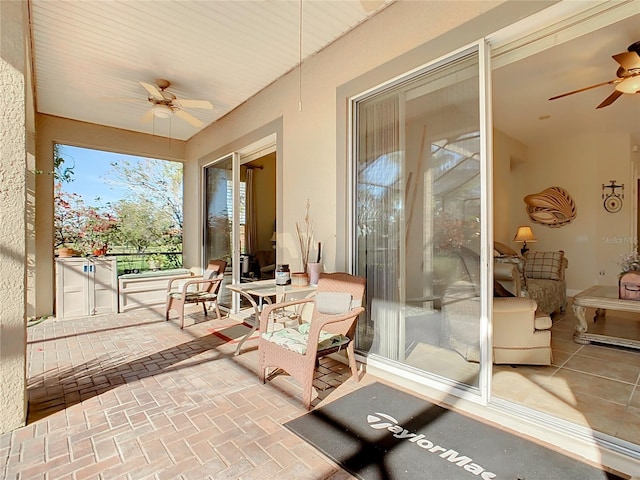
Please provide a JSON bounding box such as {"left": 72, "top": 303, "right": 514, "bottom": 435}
{"left": 548, "top": 40, "right": 640, "bottom": 109}
{"left": 110, "top": 79, "right": 213, "bottom": 127}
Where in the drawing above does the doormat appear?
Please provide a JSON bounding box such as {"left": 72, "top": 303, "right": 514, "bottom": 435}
{"left": 284, "top": 382, "right": 624, "bottom": 480}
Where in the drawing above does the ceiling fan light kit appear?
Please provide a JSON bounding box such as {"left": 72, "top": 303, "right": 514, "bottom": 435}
{"left": 549, "top": 40, "right": 640, "bottom": 108}
{"left": 616, "top": 75, "right": 640, "bottom": 94}
{"left": 152, "top": 104, "right": 173, "bottom": 118}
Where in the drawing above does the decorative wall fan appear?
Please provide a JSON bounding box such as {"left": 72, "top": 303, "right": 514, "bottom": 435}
{"left": 548, "top": 40, "right": 640, "bottom": 109}
{"left": 110, "top": 79, "right": 213, "bottom": 127}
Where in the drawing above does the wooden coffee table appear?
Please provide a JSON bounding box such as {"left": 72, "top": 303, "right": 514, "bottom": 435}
{"left": 572, "top": 285, "right": 640, "bottom": 350}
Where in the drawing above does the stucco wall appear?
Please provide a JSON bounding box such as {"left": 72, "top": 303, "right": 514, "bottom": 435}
{"left": 184, "top": 1, "right": 559, "bottom": 273}
{"left": 0, "top": 0, "right": 28, "bottom": 433}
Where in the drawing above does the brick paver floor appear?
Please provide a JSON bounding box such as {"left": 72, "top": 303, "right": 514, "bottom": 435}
{"left": 1, "top": 306, "right": 368, "bottom": 479}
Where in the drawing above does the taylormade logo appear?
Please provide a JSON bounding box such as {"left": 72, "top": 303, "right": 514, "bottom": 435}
{"left": 367, "top": 412, "right": 497, "bottom": 479}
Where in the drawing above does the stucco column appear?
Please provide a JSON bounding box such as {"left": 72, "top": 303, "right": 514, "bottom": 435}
{"left": 0, "top": 1, "right": 28, "bottom": 433}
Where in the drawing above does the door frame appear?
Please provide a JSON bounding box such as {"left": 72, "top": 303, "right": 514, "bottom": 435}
{"left": 201, "top": 134, "right": 277, "bottom": 314}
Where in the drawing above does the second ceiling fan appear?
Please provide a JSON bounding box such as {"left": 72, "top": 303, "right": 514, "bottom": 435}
{"left": 549, "top": 40, "right": 640, "bottom": 109}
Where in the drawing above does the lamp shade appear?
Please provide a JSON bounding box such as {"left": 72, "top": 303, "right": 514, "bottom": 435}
{"left": 513, "top": 226, "right": 537, "bottom": 243}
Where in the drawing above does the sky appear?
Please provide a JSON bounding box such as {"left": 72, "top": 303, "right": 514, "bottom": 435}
{"left": 58, "top": 145, "right": 147, "bottom": 206}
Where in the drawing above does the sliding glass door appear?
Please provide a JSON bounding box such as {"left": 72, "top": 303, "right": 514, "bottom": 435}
{"left": 203, "top": 154, "right": 236, "bottom": 308}
{"left": 353, "top": 44, "right": 488, "bottom": 393}
{"left": 203, "top": 145, "right": 276, "bottom": 311}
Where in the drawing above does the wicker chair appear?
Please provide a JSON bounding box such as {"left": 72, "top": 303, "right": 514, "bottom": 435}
{"left": 165, "top": 259, "right": 227, "bottom": 328}
{"left": 258, "top": 272, "right": 366, "bottom": 409}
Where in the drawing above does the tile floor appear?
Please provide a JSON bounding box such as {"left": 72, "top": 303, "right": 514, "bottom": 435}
{"left": 492, "top": 301, "right": 640, "bottom": 444}
{"left": 1, "top": 301, "right": 638, "bottom": 479}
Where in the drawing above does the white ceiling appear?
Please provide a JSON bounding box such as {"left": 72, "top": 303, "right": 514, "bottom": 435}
{"left": 29, "top": 1, "right": 639, "bottom": 145}
{"left": 29, "top": 0, "right": 391, "bottom": 141}
{"left": 492, "top": 12, "right": 640, "bottom": 146}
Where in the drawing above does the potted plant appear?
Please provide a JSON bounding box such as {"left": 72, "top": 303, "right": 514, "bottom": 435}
{"left": 618, "top": 247, "right": 640, "bottom": 300}
{"left": 148, "top": 254, "right": 164, "bottom": 271}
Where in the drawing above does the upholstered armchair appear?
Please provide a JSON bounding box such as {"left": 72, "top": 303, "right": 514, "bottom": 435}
{"left": 493, "top": 297, "right": 552, "bottom": 365}
{"left": 523, "top": 251, "right": 568, "bottom": 315}
{"left": 495, "top": 243, "right": 568, "bottom": 315}
{"left": 258, "top": 272, "right": 365, "bottom": 409}
{"left": 442, "top": 280, "right": 552, "bottom": 365}
{"left": 494, "top": 262, "right": 522, "bottom": 297}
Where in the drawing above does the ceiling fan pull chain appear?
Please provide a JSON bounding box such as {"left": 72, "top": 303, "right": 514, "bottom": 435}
{"left": 298, "top": 0, "right": 303, "bottom": 112}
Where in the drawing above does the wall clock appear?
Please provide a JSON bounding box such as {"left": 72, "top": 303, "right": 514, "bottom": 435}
{"left": 602, "top": 180, "right": 624, "bottom": 213}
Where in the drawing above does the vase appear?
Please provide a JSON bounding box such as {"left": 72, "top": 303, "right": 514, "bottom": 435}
{"left": 57, "top": 247, "right": 76, "bottom": 257}
{"left": 619, "top": 271, "right": 640, "bottom": 300}
{"left": 307, "top": 262, "right": 322, "bottom": 285}
{"left": 291, "top": 272, "right": 309, "bottom": 287}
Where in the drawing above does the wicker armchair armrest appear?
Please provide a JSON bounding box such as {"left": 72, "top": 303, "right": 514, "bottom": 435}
{"left": 259, "top": 298, "right": 315, "bottom": 331}
{"left": 304, "top": 307, "right": 365, "bottom": 358}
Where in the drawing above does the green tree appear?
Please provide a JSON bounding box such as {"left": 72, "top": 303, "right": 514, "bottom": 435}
{"left": 108, "top": 158, "right": 183, "bottom": 229}
{"left": 112, "top": 199, "right": 174, "bottom": 253}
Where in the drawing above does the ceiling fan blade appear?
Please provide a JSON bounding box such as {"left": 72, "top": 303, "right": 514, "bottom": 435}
{"left": 175, "top": 109, "right": 204, "bottom": 127}
{"left": 596, "top": 89, "right": 624, "bottom": 109}
{"left": 175, "top": 99, "right": 213, "bottom": 109}
{"left": 101, "top": 97, "right": 143, "bottom": 103}
{"left": 140, "top": 110, "right": 154, "bottom": 123}
{"left": 140, "top": 81, "right": 163, "bottom": 100}
{"left": 548, "top": 79, "right": 617, "bottom": 101}
{"left": 613, "top": 51, "right": 640, "bottom": 72}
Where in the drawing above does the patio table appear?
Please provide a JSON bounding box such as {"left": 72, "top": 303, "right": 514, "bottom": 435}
{"left": 226, "top": 279, "right": 316, "bottom": 355}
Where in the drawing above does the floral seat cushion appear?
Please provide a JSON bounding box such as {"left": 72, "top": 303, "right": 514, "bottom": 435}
{"left": 261, "top": 322, "right": 349, "bottom": 355}
{"left": 168, "top": 291, "right": 217, "bottom": 301}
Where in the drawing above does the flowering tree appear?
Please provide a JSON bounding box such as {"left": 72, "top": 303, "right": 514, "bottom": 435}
{"left": 81, "top": 207, "right": 119, "bottom": 253}
{"left": 54, "top": 183, "right": 85, "bottom": 249}
{"left": 54, "top": 182, "right": 119, "bottom": 253}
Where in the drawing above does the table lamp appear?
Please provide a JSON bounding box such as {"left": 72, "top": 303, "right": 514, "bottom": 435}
{"left": 513, "top": 226, "right": 537, "bottom": 255}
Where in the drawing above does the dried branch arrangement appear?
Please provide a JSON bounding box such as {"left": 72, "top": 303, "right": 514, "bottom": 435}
{"left": 296, "top": 200, "right": 313, "bottom": 273}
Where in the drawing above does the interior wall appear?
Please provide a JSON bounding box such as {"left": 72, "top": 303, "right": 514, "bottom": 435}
{"left": 184, "top": 1, "right": 558, "bottom": 273}
{"left": 502, "top": 131, "right": 634, "bottom": 293}
{"left": 34, "top": 115, "right": 187, "bottom": 316}
{"left": 251, "top": 153, "right": 276, "bottom": 252}
{"left": 493, "top": 128, "right": 527, "bottom": 246}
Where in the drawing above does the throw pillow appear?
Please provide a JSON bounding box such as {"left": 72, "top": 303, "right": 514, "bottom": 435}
{"left": 315, "top": 292, "right": 353, "bottom": 315}
{"left": 524, "top": 251, "right": 565, "bottom": 280}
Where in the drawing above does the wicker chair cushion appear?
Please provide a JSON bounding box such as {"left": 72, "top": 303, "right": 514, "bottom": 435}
{"left": 168, "top": 291, "right": 217, "bottom": 301}
{"left": 261, "top": 322, "right": 349, "bottom": 355}
{"left": 315, "top": 292, "right": 353, "bottom": 314}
